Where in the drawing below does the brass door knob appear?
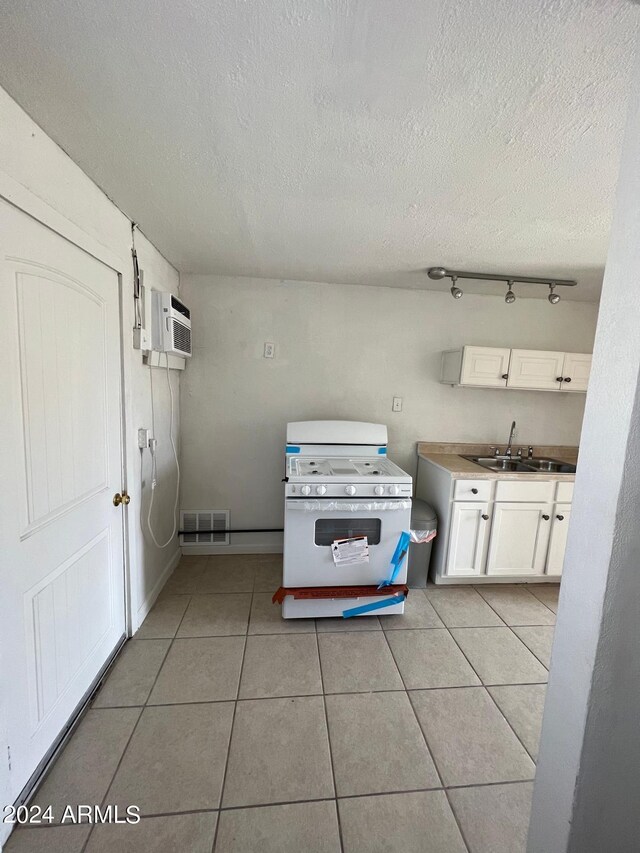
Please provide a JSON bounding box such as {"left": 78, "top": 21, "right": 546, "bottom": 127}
{"left": 113, "top": 492, "right": 131, "bottom": 507}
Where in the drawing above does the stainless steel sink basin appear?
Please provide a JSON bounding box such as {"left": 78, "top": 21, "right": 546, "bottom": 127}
{"left": 524, "top": 457, "right": 577, "bottom": 473}
{"left": 462, "top": 455, "right": 576, "bottom": 474}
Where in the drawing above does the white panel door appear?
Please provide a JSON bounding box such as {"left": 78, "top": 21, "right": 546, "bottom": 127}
{"left": 486, "top": 502, "right": 552, "bottom": 576}
{"left": 460, "top": 346, "right": 511, "bottom": 387}
{"left": 445, "top": 502, "right": 491, "bottom": 576}
{"left": 561, "top": 353, "right": 592, "bottom": 392}
{"left": 0, "top": 200, "right": 126, "bottom": 802}
{"left": 507, "top": 349, "right": 565, "bottom": 391}
{"left": 546, "top": 505, "right": 572, "bottom": 576}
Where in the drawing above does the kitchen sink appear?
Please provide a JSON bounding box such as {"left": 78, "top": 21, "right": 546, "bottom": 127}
{"left": 462, "top": 455, "right": 576, "bottom": 474}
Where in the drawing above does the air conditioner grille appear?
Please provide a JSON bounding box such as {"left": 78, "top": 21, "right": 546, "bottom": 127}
{"left": 180, "top": 510, "right": 229, "bottom": 546}
{"left": 172, "top": 320, "right": 192, "bottom": 355}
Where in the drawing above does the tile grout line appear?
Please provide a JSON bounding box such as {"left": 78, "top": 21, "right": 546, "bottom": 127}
{"left": 78, "top": 619, "right": 179, "bottom": 853}
{"left": 444, "top": 625, "right": 541, "bottom": 767}
{"left": 209, "top": 586, "right": 253, "bottom": 853}
{"left": 315, "top": 631, "right": 345, "bottom": 853}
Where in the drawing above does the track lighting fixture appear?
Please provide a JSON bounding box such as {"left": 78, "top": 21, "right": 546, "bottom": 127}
{"left": 428, "top": 267, "right": 577, "bottom": 304}
{"left": 548, "top": 284, "right": 561, "bottom": 304}
{"left": 450, "top": 275, "right": 463, "bottom": 299}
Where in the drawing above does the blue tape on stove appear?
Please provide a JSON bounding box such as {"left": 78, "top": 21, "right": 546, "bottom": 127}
{"left": 379, "top": 530, "right": 411, "bottom": 588}
{"left": 286, "top": 446, "right": 301, "bottom": 453}
{"left": 377, "top": 447, "right": 387, "bottom": 454}
{"left": 342, "top": 595, "right": 406, "bottom": 618}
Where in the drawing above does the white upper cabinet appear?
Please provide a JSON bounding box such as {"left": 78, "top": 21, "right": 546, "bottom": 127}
{"left": 441, "top": 346, "right": 511, "bottom": 387}
{"left": 561, "top": 353, "right": 592, "bottom": 392}
{"left": 507, "top": 349, "right": 565, "bottom": 391}
{"left": 441, "top": 346, "right": 591, "bottom": 393}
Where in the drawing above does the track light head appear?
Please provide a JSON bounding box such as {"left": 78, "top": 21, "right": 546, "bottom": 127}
{"left": 450, "top": 276, "right": 463, "bottom": 299}
{"left": 548, "top": 284, "right": 561, "bottom": 304}
{"left": 505, "top": 282, "right": 516, "bottom": 304}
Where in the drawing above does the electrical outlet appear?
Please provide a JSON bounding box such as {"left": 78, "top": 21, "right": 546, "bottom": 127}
{"left": 263, "top": 342, "right": 275, "bottom": 359}
{"left": 392, "top": 396, "right": 403, "bottom": 412}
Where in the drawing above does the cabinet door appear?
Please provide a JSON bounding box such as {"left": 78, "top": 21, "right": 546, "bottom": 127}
{"left": 507, "top": 349, "right": 565, "bottom": 391}
{"left": 460, "top": 346, "right": 511, "bottom": 387}
{"left": 486, "top": 502, "right": 552, "bottom": 576}
{"left": 546, "top": 505, "right": 571, "bottom": 576}
{"left": 561, "top": 353, "right": 591, "bottom": 393}
{"left": 446, "top": 501, "right": 491, "bottom": 576}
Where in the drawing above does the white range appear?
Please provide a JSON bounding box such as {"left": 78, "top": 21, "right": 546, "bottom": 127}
{"left": 281, "top": 420, "right": 413, "bottom": 618}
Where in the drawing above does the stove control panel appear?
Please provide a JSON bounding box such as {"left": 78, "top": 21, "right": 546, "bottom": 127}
{"left": 286, "top": 482, "right": 412, "bottom": 499}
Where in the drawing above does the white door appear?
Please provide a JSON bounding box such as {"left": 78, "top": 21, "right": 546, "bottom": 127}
{"left": 546, "top": 505, "right": 571, "bottom": 576}
{"left": 460, "top": 346, "right": 511, "bottom": 387}
{"left": 561, "top": 353, "right": 592, "bottom": 393}
{"left": 486, "top": 502, "right": 552, "bottom": 576}
{"left": 445, "top": 502, "right": 491, "bottom": 577}
{"left": 0, "top": 200, "right": 127, "bottom": 802}
{"left": 507, "top": 349, "right": 565, "bottom": 391}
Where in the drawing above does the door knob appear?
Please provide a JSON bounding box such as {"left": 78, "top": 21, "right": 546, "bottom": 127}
{"left": 481, "top": 514, "right": 489, "bottom": 520}
{"left": 564, "top": 377, "right": 572, "bottom": 383}
{"left": 556, "top": 376, "right": 564, "bottom": 382}
{"left": 113, "top": 492, "right": 131, "bottom": 507}
{"left": 556, "top": 514, "right": 565, "bottom": 521}
{"left": 501, "top": 374, "right": 509, "bottom": 380}
{"left": 542, "top": 514, "right": 550, "bottom": 521}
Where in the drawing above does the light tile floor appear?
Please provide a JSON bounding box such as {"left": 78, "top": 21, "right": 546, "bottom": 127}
{"left": 7, "top": 555, "right": 559, "bottom": 853}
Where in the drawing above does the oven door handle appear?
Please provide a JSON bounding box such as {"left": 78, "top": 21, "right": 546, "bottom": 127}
{"left": 285, "top": 499, "right": 412, "bottom": 512}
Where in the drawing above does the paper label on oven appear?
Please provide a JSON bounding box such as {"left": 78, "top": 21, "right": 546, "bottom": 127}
{"left": 331, "top": 536, "right": 369, "bottom": 566}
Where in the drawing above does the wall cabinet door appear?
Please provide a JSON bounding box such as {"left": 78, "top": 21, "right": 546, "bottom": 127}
{"left": 460, "top": 346, "right": 511, "bottom": 387}
{"left": 446, "top": 501, "right": 492, "bottom": 576}
{"left": 507, "top": 349, "right": 565, "bottom": 391}
{"left": 546, "top": 505, "right": 571, "bottom": 576}
{"left": 561, "top": 353, "right": 591, "bottom": 393}
{"left": 486, "top": 502, "right": 552, "bottom": 576}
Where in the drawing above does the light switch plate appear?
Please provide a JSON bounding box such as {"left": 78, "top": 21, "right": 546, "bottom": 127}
{"left": 264, "top": 342, "right": 275, "bottom": 358}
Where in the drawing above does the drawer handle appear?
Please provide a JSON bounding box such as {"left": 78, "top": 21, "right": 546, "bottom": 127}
{"left": 542, "top": 514, "right": 550, "bottom": 521}
{"left": 556, "top": 514, "right": 565, "bottom": 521}
{"left": 471, "top": 488, "right": 479, "bottom": 494}
{"left": 564, "top": 377, "right": 572, "bottom": 383}
{"left": 481, "top": 514, "right": 489, "bottom": 520}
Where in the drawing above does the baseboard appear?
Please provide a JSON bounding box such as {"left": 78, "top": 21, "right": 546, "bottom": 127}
{"left": 134, "top": 547, "right": 181, "bottom": 632}
{"left": 182, "top": 543, "right": 283, "bottom": 556}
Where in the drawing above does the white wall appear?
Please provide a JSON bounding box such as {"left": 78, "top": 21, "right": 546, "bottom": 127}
{"left": 528, "top": 38, "right": 640, "bottom": 852}
{"left": 180, "top": 274, "right": 598, "bottom": 549}
{"left": 0, "top": 85, "right": 181, "bottom": 628}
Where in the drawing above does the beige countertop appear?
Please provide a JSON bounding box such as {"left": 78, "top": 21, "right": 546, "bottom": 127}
{"left": 417, "top": 442, "right": 579, "bottom": 481}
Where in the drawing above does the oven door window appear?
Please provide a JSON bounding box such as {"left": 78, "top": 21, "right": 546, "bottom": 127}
{"left": 314, "top": 518, "right": 381, "bottom": 546}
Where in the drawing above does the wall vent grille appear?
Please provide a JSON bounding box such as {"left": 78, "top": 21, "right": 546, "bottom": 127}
{"left": 172, "top": 319, "right": 192, "bottom": 355}
{"left": 180, "top": 510, "right": 229, "bottom": 546}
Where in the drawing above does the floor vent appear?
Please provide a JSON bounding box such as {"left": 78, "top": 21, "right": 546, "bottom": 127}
{"left": 180, "top": 510, "right": 229, "bottom": 546}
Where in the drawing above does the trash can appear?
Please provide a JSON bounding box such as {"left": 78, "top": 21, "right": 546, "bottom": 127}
{"left": 407, "top": 499, "right": 438, "bottom": 587}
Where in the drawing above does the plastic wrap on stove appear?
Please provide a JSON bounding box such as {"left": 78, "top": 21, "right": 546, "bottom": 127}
{"left": 286, "top": 499, "right": 412, "bottom": 512}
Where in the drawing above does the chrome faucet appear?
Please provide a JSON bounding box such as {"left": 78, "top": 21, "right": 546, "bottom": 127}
{"left": 505, "top": 420, "right": 517, "bottom": 457}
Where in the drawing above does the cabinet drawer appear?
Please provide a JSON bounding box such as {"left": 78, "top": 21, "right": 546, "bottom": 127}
{"left": 453, "top": 479, "right": 492, "bottom": 501}
{"left": 494, "top": 480, "right": 555, "bottom": 503}
{"left": 555, "top": 481, "right": 574, "bottom": 502}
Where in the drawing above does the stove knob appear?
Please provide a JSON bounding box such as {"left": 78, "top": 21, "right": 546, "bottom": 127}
{"left": 344, "top": 485, "right": 357, "bottom": 496}
{"left": 374, "top": 485, "right": 385, "bottom": 496}
{"left": 388, "top": 485, "right": 400, "bottom": 496}
{"left": 316, "top": 485, "right": 327, "bottom": 495}
{"left": 300, "top": 485, "right": 311, "bottom": 496}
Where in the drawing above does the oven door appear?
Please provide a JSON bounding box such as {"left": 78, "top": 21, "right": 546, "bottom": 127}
{"left": 283, "top": 498, "right": 412, "bottom": 587}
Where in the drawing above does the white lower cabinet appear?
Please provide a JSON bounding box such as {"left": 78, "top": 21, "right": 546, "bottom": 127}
{"left": 485, "top": 502, "right": 552, "bottom": 576}
{"left": 545, "top": 504, "right": 571, "bottom": 576}
{"left": 447, "top": 501, "right": 492, "bottom": 576}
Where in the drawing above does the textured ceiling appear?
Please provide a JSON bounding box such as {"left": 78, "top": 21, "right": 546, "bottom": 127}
{"left": 0, "top": 0, "right": 637, "bottom": 300}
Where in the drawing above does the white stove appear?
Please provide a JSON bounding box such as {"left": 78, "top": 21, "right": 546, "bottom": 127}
{"left": 281, "top": 420, "right": 413, "bottom": 619}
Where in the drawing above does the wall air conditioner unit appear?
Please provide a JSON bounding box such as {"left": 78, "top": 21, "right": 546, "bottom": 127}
{"left": 152, "top": 291, "right": 192, "bottom": 357}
